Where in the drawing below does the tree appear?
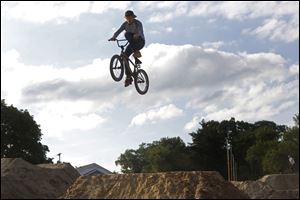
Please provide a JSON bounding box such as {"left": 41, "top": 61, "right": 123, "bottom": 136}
{"left": 246, "top": 121, "right": 288, "bottom": 178}
{"left": 115, "top": 115, "right": 298, "bottom": 178}
{"left": 262, "top": 114, "right": 299, "bottom": 174}
{"left": 115, "top": 148, "right": 145, "bottom": 173}
{"left": 1, "top": 99, "right": 52, "bottom": 164}
{"left": 189, "top": 118, "right": 288, "bottom": 180}
{"left": 189, "top": 119, "right": 229, "bottom": 178}
{"left": 115, "top": 137, "right": 193, "bottom": 173}
{"left": 142, "top": 137, "right": 193, "bottom": 172}
{"left": 293, "top": 113, "right": 299, "bottom": 127}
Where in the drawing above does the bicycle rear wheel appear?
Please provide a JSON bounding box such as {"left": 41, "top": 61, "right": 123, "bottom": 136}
{"left": 110, "top": 55, "right": 124, "bottom": 82}
{"left": 134, "top": 69, "right": 149, "bottom": 95}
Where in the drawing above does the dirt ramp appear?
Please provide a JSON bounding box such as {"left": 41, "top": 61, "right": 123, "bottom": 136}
{"left": 232, "top": 174, "right": 299, "bottom": 199}
{"left": 1, "top": 158, "right": 80, "bottom": 199}
{"left": 62, "top": 171, "right": 249, "bottom": 199}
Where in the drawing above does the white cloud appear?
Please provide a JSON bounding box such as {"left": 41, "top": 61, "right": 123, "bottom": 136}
{"left": 130, "top": 104, "right": 183, "bottom": 127}
{"left": 202, "top": 41, "right": 225, "bottom": 49}
{"left": 289, "top": 64, "right": 299, "bottom": 75}
{"left": 90, "top": 1, "right": 131, "bottom": 14}
{"left": 202, "top": 41, "right": 238, "bottom": 49}
{"left": 184, "top": 116, "right": 202, "bottom": 131}
{"left": 165, "top": 27, "right": 173, "bottom": 32}
{"left": 189, "top": 1, "right": 299, "bottom": 43}
{"left": 1, "top": 49, "right": 111, "bottom": 104}
{"left": 187, "top": 80, "right": 299, "bottom": 123}
{"left": 141, "top": 43, "right": 298, "bottom": 123}
{"left": 140, "top": 1, "right": 299, "bottom": 43}
{"left": 2, "top": 42, "right": 298, "bottom": 137}
{"left": 142, "top": 1, "right": 188, "bottom": 23}
{"left": 189, "top": 1, "right": 299, "bottom": 20}
{"left": 2, "top": 1, "right": 131, "bottom": 24}
{"left": 35, "top": 101, "right": 107, "bottom": 139}
{"left": 1, "top": 49, "right": 113, "bottom": 139}
{"left": 244, "top": 17, "right": 299, "bottom": 43}
{"left": 2, "top": 1, "right": 298, "bottom": 43}
{"left": 141, "top": 43, "right": 288, "bottom": 95}
{"left": 148, "top": 26, "right": 173, "bottom": 35}
{"left": 2, "top": 2, "right": 90, "bottom": 23}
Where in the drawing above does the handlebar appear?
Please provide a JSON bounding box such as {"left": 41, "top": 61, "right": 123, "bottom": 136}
{"left": 109, "top": 38, "right": 129, "bottom": 48}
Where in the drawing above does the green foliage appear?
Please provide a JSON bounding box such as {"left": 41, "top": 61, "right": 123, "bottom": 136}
{"left": 116, "top": 115, "right": 299, "bottom": 179}
{"left": 1, "top": 99, "right": 52, "bottom": 164}
{"left": 115, "top": 149, "right": 145, "bottom": 173}
{"left": 116, "top": 114, "right": 299, "bottom": 179}
{"left": 189, "top": 119, "right": 228, "bottom": 176}
{"left": 115, "top": 137, "right": 193, "bottom": 173}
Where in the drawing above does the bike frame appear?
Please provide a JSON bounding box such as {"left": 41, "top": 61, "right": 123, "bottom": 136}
{"left": 116, "top": 39, "right": 141, "bottom": 77}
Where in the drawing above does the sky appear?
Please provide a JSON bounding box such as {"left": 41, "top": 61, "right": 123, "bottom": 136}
{"left": 1, "top": 1, "right": 299, "bottom": 172}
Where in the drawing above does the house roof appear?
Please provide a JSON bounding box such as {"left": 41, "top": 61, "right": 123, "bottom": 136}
{"left": 77, "top": 163, "right": 112, "bottom": 175}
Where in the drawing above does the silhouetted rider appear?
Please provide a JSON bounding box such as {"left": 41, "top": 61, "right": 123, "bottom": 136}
{"left": 109, "top": 10, "right": 145, "bottom": 87}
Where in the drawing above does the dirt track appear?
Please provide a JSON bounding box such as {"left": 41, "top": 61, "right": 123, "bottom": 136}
{"left": 62, "top": 171, "right": 249, "bottom": 199}
{"left": 232, "top": 174, "right": 299, "bottom": 199}
{"left": 1, "top": 158, "right": 298, "bottom": 199}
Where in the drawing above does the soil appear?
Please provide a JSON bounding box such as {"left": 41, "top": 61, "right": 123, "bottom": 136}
{"left": 1, "top": 158, "right": 80, "bottom": 199}
{"left": 232, "top": 174, "right": 299, "bottom": 199}
{"left": 62, "top": 171, "right": 249, "bottom": 199}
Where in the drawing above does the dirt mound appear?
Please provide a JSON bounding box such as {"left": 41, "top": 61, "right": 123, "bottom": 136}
{"left": 62, "top": 171, "right": 249, "bottom": 199}
{"left": 232, "top": 174, "right": 299, "bottom": 199}
{"left": 1, "top": 158, "right": 80, "bottom": 199}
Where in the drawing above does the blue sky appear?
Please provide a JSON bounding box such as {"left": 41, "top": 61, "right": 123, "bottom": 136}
{"left": 1, "top": 1, "right": 299, "bottom": 171}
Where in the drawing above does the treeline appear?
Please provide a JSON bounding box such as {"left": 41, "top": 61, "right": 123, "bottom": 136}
{"left": 116, "top": 115, "right": 299, "bottom": 180}
{"left": 1, "top": 99, "right": 52, "bottom": 164}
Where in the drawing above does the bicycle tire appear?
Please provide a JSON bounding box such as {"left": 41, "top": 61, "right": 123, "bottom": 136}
{"left": 110, "top": 55, "right": 124, "bottom": 82}
{"left": 134, "top": 69, "right": 149, "bottom": 95}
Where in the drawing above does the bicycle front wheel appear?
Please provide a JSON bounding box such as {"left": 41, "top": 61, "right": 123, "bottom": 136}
{"left": 134, "top": 69, "right": 149, "bottom": 95}
{"left": 110, "top": 55, "right": 124, "bottom": 82}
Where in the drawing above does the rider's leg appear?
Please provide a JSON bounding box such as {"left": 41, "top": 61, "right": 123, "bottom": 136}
{"left": 124, "top": 32, "right": 134, "bottom": 86}
{"left": 124, "top": 45, "right": 133, "bottom": 78}
{"left": 125, "top": 32, "right": 145, "bottom": 58}
{"left": 124, "top": 33, "right": 134, "bottom": 77}
{"left": 133, "top": 38, "right": 145, "bottom": 58}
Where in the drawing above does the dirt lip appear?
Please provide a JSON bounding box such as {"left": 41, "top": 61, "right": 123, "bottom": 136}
{"left": 62, "top": 171, "right": 249, "bottom": 199}
{"left": 232, "top": 174, "right": 299, "bottom": 199}
{"left": 1, "top": 158, "right": 80, "bottom": 199}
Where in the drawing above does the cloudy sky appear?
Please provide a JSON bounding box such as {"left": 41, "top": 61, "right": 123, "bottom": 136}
{"left": 1, "top": 1, "right": 299, "bottom": 171}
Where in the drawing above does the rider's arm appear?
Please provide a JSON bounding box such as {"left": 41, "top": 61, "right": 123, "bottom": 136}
{"left": 113, "top": 22, "right": 126, "bottom": 39}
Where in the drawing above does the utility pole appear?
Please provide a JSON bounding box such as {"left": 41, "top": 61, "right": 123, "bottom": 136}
{"left": 57, "top": 153, "right": 62, "bottom": 163}
{"left": 226, "top": 130, "right": 232, "bottom": 181}
{"left": 226, "top": 129, "right": 238, "bottom": 181}
{"left": 227, "top": 130, "right": 235, "bottom": 181}
{"left": 234, "top": 160, "right": 238, "bottom": 181}
{"left": 232, "top": 153, "right": 235, "bottom": 181}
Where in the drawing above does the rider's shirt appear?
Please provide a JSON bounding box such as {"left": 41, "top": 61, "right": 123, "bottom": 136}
{"left": 113, "top": 19, "right": 145, "bottom": 40}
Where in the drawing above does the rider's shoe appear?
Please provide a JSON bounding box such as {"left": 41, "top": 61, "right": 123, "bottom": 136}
{"left": 124, "top": 77, "right": 133, "bottom": 87}
{"left": 133, "top": 50, "right": 142, "bottom": 58}
{"left": 135, "top": 58, "right": 142, "bottom": 65}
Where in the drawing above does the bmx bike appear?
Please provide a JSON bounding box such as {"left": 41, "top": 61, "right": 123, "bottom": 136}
{"left": 109, "top": 39, "right": 149, "bottom": 95}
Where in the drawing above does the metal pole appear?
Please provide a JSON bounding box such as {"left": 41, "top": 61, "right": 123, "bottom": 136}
{"left": 226, "top": 138, "right": 231, "bottom": 181}
{"left": 235, "top": 160, "right": 238, "bottom": 181}
{"left": 232, "top": 153, "right": 235, "bottom": 181}
{"left": 57, "top": 153, "right": 62, "bottom": 163}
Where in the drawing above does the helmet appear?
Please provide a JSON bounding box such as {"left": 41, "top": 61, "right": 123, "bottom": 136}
{"left": 125, "top": 10, "right": 137, "bottom": 18}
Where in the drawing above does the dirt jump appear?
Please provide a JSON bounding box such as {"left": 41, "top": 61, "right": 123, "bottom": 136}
{"left": 62, "top": 171, "right": 248, "bottom": 199}
{"left": 1, "top": 158, "right": 298, "bottom": 199}
{"left": 1, "top": 158, "right": 80, "bottom": 199}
